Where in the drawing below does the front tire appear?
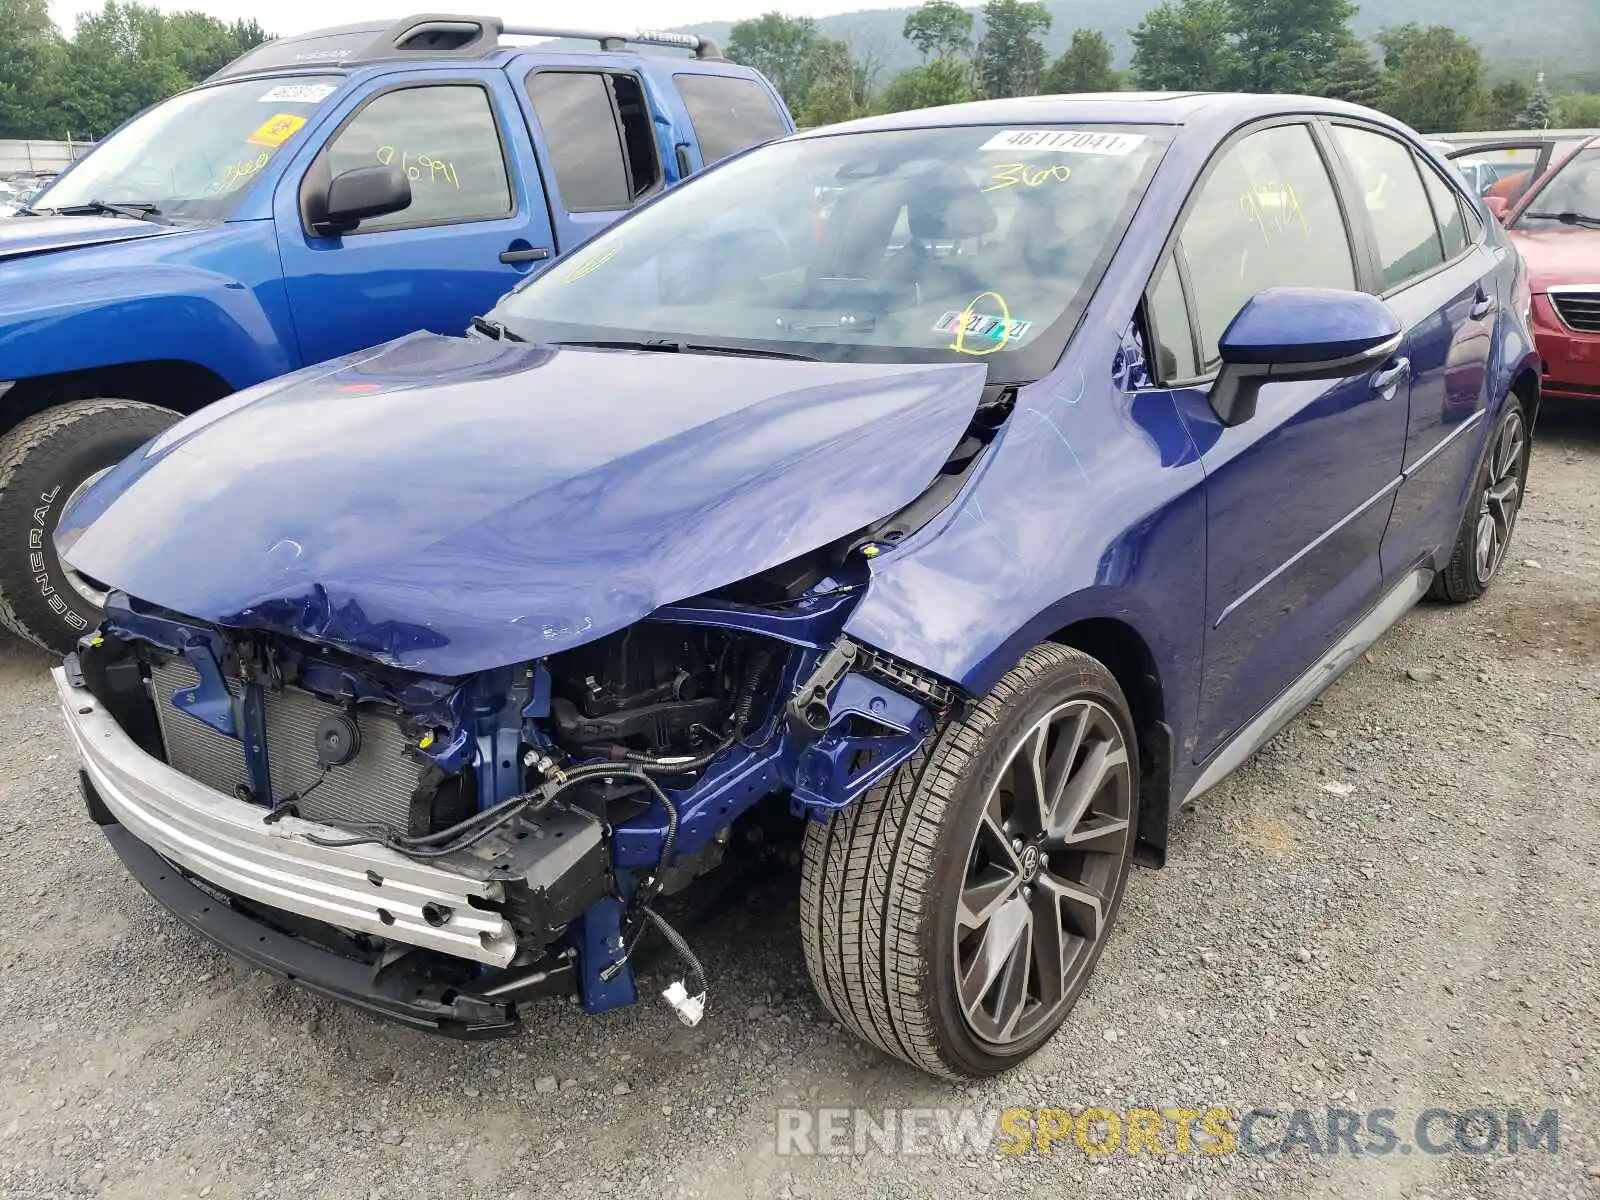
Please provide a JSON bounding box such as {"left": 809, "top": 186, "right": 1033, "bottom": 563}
{"left": 0, "top": 399, "right": 180, "bottom": 653}
{"left": 1429, "top": 396, "right": 1528, "bottom": 604}
{"left": 799, "top": 644, "right": 1140, "bottom": 1078}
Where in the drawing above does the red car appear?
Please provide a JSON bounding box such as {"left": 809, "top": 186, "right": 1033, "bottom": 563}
{"left": 1469, "top": 136, "right": 1600, "bottom": 401}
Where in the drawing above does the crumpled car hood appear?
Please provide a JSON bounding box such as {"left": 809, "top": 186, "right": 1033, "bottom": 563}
{"left": 0, "top": 214, "right": 185, "bottom": 261}
{"left": 62, "top": 333, "right": 986, "bottom": 675}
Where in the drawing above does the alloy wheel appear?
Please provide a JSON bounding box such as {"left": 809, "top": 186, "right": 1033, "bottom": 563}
{"left": 953, "top": 698, "right": 1133, "bottom": 1047}
{"left": 1473, "top": 409, "right": 1526, "bottom": 586}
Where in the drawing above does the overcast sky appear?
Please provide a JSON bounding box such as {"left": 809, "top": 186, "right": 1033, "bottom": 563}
{"left": 47, "top": 1, "right": 871, "bottom": 36}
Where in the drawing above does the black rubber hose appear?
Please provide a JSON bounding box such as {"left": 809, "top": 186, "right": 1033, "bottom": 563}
{"left": 618, "top": 738, "right": 732, "bottom": 772}
{"left": 731, "top": 650, "right": 772, "bottom": 736}
{"left": 635, "top": 771, "right": 681, "bottom": 868}
{"left": 305, "top": 762, "right": 621, "bottom": 852}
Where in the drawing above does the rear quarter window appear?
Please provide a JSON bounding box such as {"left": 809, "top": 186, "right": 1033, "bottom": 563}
{"left": 674, "top": 74, "right": 788, "bottom": 166}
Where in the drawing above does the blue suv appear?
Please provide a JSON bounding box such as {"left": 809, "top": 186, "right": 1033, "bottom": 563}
{"left": 56, "top": 93, "right": 1538, "bottom": 1078}
{"left": 0, "top": 14, "right": 790, "bottom": 652}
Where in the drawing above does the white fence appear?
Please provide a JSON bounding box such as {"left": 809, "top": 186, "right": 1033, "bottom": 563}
{"left": 0, "top": 139, "right": 95, "bottom": 175}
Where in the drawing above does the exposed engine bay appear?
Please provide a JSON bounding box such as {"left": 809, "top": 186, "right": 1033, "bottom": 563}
{"left": 73, "top": 582, "right": 957, "bottom": 1033}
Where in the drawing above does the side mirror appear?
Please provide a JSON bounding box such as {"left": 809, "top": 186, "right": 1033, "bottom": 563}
{"left": 1484, "top": 195, "right": 1510, "bottom": 224}
{"left": 310, "top": 165, "right": 411, "bottom": 236}
{"left": 1211, "top": 288, "right": 1402, "bottom": 427}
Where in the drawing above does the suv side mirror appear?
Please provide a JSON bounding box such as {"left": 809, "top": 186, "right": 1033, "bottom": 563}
{"left": 1211, "top": 288, "right": 1402, "bottom": 427}
{"left": 310, "top": 165, "right": 411, "bottom": 236}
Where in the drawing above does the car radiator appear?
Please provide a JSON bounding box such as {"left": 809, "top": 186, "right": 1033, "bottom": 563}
{"left": 147, "top": 658, "right": 425, "bottom": 836}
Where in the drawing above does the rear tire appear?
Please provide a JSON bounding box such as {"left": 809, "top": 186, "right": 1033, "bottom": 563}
{"left": 0, "top": 398, "right": 180, "bottom": 653}
{"left": 799, "top": 643, "right": 1139, "bottom": 1078}
{"left": 1429, "top": 396, "right": 1528, "bottom": 604}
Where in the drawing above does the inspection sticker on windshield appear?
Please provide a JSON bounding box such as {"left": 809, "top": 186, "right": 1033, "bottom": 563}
{"left": 934, "top": 311, "right": 1032, "bottom": 344}
{"left": 259, "top": 83, "right": 337, "bottom": 104}
{"left": 248, "top": 113, "right": 308, "bottom": 148}
{"left": 980, "top": 129, "right": 1147, "bottom": 157}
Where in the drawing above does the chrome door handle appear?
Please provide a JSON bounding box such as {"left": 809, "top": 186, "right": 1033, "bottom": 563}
{"left": 1371, "top": 358, "right": 1411, "bottom": 398}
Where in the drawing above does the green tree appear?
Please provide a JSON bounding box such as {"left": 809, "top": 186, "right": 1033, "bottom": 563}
{"left": 875, "top": 57, "right": 976, "bottom": 112}
{"left": 0, "top": 0, "right": 64, "bottom": 138}
{"left": 1554, "top": 92, "right": 1600, "bottom": 128}
{"left": 726, "top": 11, "right": 821, "bottom": 109}
{"left": 797, "top": 37, "right": 876, "bottom": 122}
{"left": 1376, "top": 24, "right": 1485, "bottom": 134}
{"left": 1316, "top": 38, "right": 1384, "bottom": 108}
{"left": 55, "top": 2, "right": 190, "bottom": 138}
{"left": 974, "top": 0, "right": 1052, "bottom": 99}
{"left": 902, "top": 0, "right": 972, "bottom": 62}
{"left": 1478, "top": 79, "right": 1532, "bottom": 129}
{"left": 1227, "top": 0, "right": 1356, "bottom": 94}
{"left": 1519, "top": 74, "right": 1553, "bottom": 129}
{"left": 1042, "top": 28, "right": 1119, "bottom": 94}
{"left": 1130, "top": 0, "right": 1235, "bottom": 91}
{"left": 163, "top": 13, "right": 268, "bottom": 80}
{"left": 797, "top": 81, "right": 859, "bottom": 127}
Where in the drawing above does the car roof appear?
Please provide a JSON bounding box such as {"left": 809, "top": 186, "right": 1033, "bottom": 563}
{"left": 795, "top": 92, "right": 1415, "bottom": 141}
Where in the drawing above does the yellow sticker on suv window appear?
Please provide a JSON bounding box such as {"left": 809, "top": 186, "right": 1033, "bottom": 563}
{"left": 248, "top": 113, "right": 307, "bottom": 148}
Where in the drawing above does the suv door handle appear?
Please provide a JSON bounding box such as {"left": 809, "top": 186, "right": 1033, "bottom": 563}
{"left": 500, "top": 247, "right": 551, "bottom": 265}
{"left": 1470, "top": 288, "right": 1496, "bottom": 320}
{"left": 1371, "top": 358, "right": 1411, "bottom": 398}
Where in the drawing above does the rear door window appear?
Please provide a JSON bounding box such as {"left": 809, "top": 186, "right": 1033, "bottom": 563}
{"left": 674, "top": 74, "right": 789, "bottom": 166}
{"left": 1418, "top": 160, "right": 1469, "bottom": 259}
{"left": 1331, "top": 125, "right": 1446, "bottom": 291}
{"left": 526, "top": 70, "right": 661, "bottom": 211}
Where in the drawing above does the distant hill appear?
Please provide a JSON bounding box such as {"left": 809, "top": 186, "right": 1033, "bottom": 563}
{"left": 673, "top": 0, "right": 1599, "bottom": 86}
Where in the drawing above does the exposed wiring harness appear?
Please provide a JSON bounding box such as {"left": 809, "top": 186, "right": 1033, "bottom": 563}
{"left": 304, "top": 757, "right": 689, "bottom": 862}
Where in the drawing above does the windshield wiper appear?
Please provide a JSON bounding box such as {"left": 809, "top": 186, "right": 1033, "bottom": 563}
{"left": 1524, "top": 211, "right": 1600, "bottom": 229}
{"left": 468, "top": 316, "right": 525, "bottom": 342}
{"left": 32, "top": 199, "right": 162, "bottom": 222}
{"left": 550, "top": 337, "right": 818, "bottom": 362}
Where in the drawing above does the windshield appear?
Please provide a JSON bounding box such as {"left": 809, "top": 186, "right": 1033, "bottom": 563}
{"left": 34, "top": 76, "right": 342, "bottom": 220}
{"left": 493, "top": 123, "right": 1171, "bottom": 382}
{"left": 1516, "top": 146, "right": 1600, "bottom": 228}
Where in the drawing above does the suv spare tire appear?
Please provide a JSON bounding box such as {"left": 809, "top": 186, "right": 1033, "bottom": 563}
{"left": 0, "top": 398, "right": 180, "bottom": 653}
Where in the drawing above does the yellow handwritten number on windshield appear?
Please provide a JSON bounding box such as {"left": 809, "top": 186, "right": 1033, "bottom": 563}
{"left": 950, "top": 292, "right": 1014, "bottom": 357}
{"left": 983, "top": 162, "right": 1073, "bottom": 193}
{"left": 214, "top": 151, "right": 271, "bottom": 192}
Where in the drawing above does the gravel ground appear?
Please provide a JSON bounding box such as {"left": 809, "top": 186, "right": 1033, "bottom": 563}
{"left": 1, "top": 409, "right": 1597, "bottom": 1200}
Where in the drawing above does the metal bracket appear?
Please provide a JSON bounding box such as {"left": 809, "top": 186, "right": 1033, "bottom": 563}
{"left": 171, "top": 642, "right": 239, "bottom": 738}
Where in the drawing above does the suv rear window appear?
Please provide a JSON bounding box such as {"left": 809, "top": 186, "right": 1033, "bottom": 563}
{"left": 674, "top": 75, "right": 787, "bottom": 166}
{"left": 526, "top": 70, "right": 660, "bottom": 212}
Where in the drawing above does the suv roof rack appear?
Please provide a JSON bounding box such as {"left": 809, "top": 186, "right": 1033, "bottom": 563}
{"left": 372, "top": 15, "right": 722, "bottom": 59}
{"left": 211, "top": 13, "right": 720, "bottom": 80}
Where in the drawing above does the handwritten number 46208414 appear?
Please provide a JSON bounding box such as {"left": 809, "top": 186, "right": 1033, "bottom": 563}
{"left": 376, "top": 146, "right": 461, "bottom": 189}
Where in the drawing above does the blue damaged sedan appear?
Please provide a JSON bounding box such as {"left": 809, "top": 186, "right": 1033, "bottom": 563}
{"left": 53, "top": 92, "right": 1538, "bottom": 1078}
